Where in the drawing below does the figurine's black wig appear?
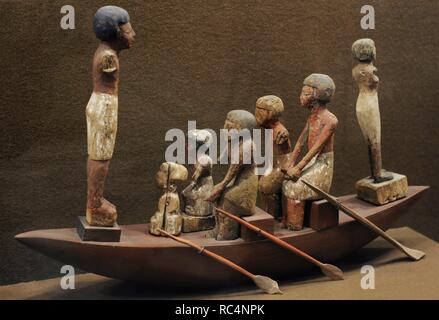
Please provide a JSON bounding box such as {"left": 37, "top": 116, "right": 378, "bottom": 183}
{"left": 93, "top": 6, "right": 130, "bottom": 41}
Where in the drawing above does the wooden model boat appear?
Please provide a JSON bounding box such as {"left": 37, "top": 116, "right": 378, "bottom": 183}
{"left": 15, "top": 186, "right": 428, "bottom": 289}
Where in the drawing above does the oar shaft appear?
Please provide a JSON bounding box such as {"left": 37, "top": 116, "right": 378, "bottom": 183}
{"left": 158, "top": 229, "right": 254, "bottom": 278}
{"left": 339, "top": 203, "right": 404, "bottom": 251}
{"left": 202, "top": 248, "right": 254, "bottom": 278}
{"left": 301, "top": 179, "right": 422, "bottom": 259}
{"left": 215, "top": 207, "right": 322, "bottom": 267}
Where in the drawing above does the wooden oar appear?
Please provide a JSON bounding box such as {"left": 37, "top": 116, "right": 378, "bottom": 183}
{"left": 301, "top": 179, "right": 425, "bottom": 261}
{"left": 214, "top": 207, "right": 344, "bottom": 281}
{"left": 158, "top": 229, "right": 282, "bottom": 294}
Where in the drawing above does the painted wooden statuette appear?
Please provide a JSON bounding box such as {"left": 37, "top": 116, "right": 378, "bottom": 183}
{"left": 255, "top": 95, "right": 292, "bottom": 219}
{"left": 85, "top": 6, "right": 136, "bottom": 227}
{"left": 150, "top": 162, "right": 188, "bottom": 236}
{"left": 282, "top": 74, "right": 338, "bottom": 231}
{"left": 207, "top": 110, "right": 258, "bottom": 241}
{"left": 352, "top": 39, "right": 408, "bottom": 205}
{"left": 181, "top": 129, "right": 215, "bottom": 232}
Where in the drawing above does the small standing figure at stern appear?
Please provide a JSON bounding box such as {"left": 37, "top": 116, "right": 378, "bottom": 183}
{"left": 352, "top": 38, "right": 393, "bottom": 183}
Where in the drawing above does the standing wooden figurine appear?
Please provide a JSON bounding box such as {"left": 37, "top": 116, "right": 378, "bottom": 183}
{"left": 352, "top": 39, "right": 408, "bottom": 205}
{"left": 352, "top": 39, "right": 393, "bottom": 183}
{"left": 150, "top": 162, "right": 188, "bottom": 236}
{"left": 255, "top": 95, "right": 292, "bottom": 219}
{"left": 282, "top": 74, "right": 338, "bottom": 231}
{"left": 181, "top": 130, "right": 215, "bottom": 232}
{"left": 207, "top": 110, "right": 258, "bottom": 241}
{"left": 85, "top": 6, "right": 135, "bottom": 227}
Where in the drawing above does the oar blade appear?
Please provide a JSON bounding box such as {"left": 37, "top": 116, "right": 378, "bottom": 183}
{"left": 321, "top": 264, "right": 344, "bottom": 281}
{"left": 253, "top": 275, "right": 283, "bottom": 295}
{"left": 401, "top": 245, "right": 425, "bottom": 261}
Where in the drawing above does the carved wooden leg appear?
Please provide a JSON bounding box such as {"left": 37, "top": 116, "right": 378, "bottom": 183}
{"left": 368, "top": 143, "right": 392, "bottom": 183}
{"left": 86, "top": 158, "right": 117, "bottom": 227}
{"left": 260, "top": 192, "right": 282, "bottom": 220}
{"left": 283, "top": 196, "right": 305, "bottom": 231}
{"left": 216, "top": 213, "right": 240, "bottom": 240}
{"left": 281, "top": 195, "right": 289, "bottom": 228}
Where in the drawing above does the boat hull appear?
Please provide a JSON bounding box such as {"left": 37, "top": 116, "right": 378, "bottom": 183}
{"left": 15, "top": 186, "right": 428, "bottom": 289}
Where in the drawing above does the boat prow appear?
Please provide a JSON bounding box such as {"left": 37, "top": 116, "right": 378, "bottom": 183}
{"left": 15, "top": 186, "right": 429, "bottom": 289}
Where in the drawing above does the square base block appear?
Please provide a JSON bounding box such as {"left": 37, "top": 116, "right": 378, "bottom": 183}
{"left": 309, "top": 199, "right": 339, "bottom": 231}
{"left": 77, "top": 216, "right": 121, "bottom": 242}
{"left": 356, "top": 172, "right": 408, "bottom": 205}
{"left": 182, "top": 214, "right": 215, "bottom": 233}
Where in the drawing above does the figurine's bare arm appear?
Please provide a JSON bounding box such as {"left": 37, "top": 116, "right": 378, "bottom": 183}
{"left": 288, "top": 121, "right": 309, "bottom": 168}
{"left": 93, "top": 50, "right": 119, "bottom": 94}
{"left": 102, "top": 53, "right": 118, "bottom": 73}
{"left": 207, "top": 164, "right": 240, "bottom": 202}
{"left": 208, "top": 142, "right": 251, "bottom": 202}
{"left": 287, "top": 120, "right": 337, "bottom": 180}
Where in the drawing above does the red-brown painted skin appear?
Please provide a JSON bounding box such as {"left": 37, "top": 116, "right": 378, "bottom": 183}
{"left": 282, "top": 85, "right": 338, "bottom": 230}
{"left": 86, "top": 23, "right": 136, "bottom": 226}
{"left": 256, "top": 107, "right": 292, "bottom": 219}
{"left": 287, "top": 85, "right": 338, "bottom": 176}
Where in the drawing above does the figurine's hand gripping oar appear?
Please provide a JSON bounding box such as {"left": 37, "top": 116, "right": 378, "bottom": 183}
{"left": 214, "top": 207, "right": 344, "bottom": 281}
{"left": 301, "top": 180, "right": 425, "bottom": 261}
{"left": 157, "top": 229, "right": 282, "bottom": 294}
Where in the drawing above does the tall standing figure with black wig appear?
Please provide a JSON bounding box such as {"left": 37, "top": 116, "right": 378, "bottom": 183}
{"left": 85, "top": 6, "right": 136, "bottom": 227}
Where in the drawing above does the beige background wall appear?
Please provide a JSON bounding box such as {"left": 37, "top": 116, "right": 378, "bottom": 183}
{"left": 0, "top": 0, "right": 438, "bottom": 285}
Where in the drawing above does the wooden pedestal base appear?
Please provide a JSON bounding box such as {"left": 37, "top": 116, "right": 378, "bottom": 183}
{"left": 309, "top": 200, "right": 339, "bottom": 231}
{"left": 356, "top": 172, "right": 408, "bottom": 205}
{"left": 77, "top": 216, "right": 121, "bottom": 242}
{"left": 182, "top": 214, "right": 215, "bottom": 233}
{"left": 240, "top": 207, "right": 275, "bottom": 242}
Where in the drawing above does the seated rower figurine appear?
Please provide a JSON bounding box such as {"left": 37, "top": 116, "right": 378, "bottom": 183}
{"left": 207, "top": 110, "right": 258, "bottom": 241}
{"left": 282, "top": 74, "right": 338, "bottom": 231}
{"left": 255, "top": 95, "right": 292, "bottom": 220}
{"left": 181, "top": 130, "right": 215, "bottom": 232}
{"left": 150, "top": 162, "right": 188, "bottom": 236}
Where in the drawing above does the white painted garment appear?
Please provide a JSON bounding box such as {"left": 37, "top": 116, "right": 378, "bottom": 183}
{"left": 86, "top": 92, "right": 118, "bottom": 160}
{"left": 282, "top": 152, "right": 334, "bottom": 201}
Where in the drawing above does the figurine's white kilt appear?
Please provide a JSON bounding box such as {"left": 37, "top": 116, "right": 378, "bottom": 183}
{"left": 86, "top": 92, "right": 118, "bottom": 160}
{"left": 282, "top": 152, "right": 334, "bottom": 201}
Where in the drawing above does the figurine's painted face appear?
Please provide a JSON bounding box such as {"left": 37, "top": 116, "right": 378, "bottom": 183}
{"left": 255, "top": 107, "right": 271, "bottom": 127}
{"left": 224, "top": 119, "right": 241, "bottom": 131}
{"left": 119, "top": 23, "right": 136, "bottom": 49}
{"left": 299, "top": 85, "right": 316, "bottom": 109}
{"left": 155, "top": 162, "right": 188, "bottom": 188}
{"left": 223, "top": 119, "right": 241, "bottom": 141}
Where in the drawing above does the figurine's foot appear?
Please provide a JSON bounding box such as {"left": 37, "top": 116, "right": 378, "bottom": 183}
{"left": 373, "top": 170, "right": 394, "bottom": 183}
{"left": 86, "top": 199, "right": 118, "bottom": 227}
{"left": 287, "top": 223, "right": 304, "bottom": 231}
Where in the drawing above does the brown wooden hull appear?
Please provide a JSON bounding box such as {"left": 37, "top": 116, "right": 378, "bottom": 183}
{"left": 15, "top": 186, "right": 428, "bottom": 289}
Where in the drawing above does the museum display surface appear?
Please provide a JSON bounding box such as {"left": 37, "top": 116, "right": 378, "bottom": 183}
{"left": 1, "top": 0, "right": 438, "bottom": 303}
